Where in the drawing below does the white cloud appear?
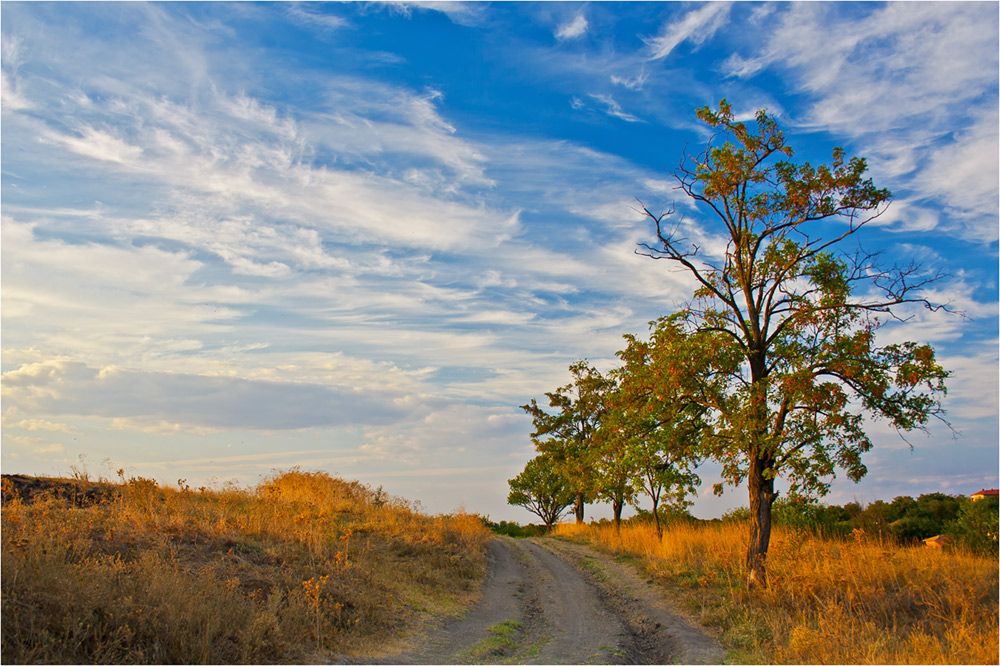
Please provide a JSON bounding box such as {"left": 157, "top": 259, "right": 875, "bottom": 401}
{"left": 3, "top": 435, "right": 65, "bottom": 455}
{"left": 1, "top": 360, "right": 413, "bottom": 431}
{"left": 589, "top": 93, "right": 643, "bottom": 123}
{"left": 1, "top": 70, "right": 31, "bottom": 112}
{"left": 938, "top": 346, "right": 1000, "bottom": 421}
{"left": 41, "top": 127, "right": 146, "bottom": 167}
{"left": 361, "top": 403, "right": 530, "bottom": 464}
{"left": 555, "top": 13, "right": 588, "bottom": 41}
{"left": 912, "top": 108, "right": 999, "bottom": 242}
{"left": 644, "top": 3, "right": 732, "bottom": 60}
{"left": 1, "top": 32, "right": 31, "bottom": 111}
{"left": 723, "top": 2, "right": 998, "bottom": 243}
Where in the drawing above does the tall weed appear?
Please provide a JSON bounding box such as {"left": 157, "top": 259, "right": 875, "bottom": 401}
{"left": 2, "top": 470, "right": 491, "bottom": 664}
{"left": 556, "top": 520, "right": 998, "bottom": 664}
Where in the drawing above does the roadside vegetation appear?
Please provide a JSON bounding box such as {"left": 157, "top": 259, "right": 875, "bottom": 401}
{"left": 555, "top": 510, "right": 998, "bottom": 665}
{"left": 1, "top": 469, "right": 490, "bottom": 664}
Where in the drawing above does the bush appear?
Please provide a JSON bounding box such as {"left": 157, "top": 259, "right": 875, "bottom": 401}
{"left": 481, "top": 518, "right": 545, "bottom": 538}
{"left": 948, "top": 497, "right": 999, "bottom": 555}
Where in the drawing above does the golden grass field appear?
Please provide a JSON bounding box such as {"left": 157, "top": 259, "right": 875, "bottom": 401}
{"left": 1, "top": 470, "right": 491, "bottom": 664}
{"left": 556, "top": 520, "right": 999, "bottom": 664}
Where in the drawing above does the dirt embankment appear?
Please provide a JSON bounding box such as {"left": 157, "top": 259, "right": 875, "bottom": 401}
{"left": 373, "top": 536, "right": 724, "bottom": 665}
{"left": 1, "top": 473, "right": 119, "bottom": 507}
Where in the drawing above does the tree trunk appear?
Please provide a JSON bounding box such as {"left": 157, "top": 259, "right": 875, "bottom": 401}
{"left": 746, "top": 453, "right": 777, "bottom": 588}
{"left": 652, "top": 494, "right": 662, "bottom": 539}
{"left": 574, "top": 493, "right": 585, "bottom": 524}
{"left": 745, "top": 347, "right": 777, "bottom": 588}
{"left": 612, "top": 497, "right": 623, "bottom": 534}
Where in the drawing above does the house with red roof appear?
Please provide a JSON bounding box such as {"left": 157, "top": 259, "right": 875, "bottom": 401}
{"left": 970, "top": 488, "right": 999, "bottom": 501}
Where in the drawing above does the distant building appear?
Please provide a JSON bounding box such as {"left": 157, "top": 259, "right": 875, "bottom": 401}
{"left": 971, "top": 489, "right": 999, "bottom": 502}
{"left": 922, "top": 535, "right": 949, "bottom": 548}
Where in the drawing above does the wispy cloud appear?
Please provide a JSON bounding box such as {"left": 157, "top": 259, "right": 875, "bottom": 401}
{"left": 644, "top": 3, "right": 732, "bottom": 60}
{"left": 285, "top": 4, "right": 348, "bottom": 32}
{"left": 720, "top": 2, "right": 999, "bottom": 243}
{"left": 610, "top": 70, "right": 648, "bottom": 91}
{"left": 376, "top": 1, "right": 481, "bottom": 26}
{"left": 589, "top": 93, "right": 643, "bottom": 123}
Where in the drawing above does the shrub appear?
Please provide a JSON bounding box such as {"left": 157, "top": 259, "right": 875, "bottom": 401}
{"left": 948, "top": 496, "right": 999, "bottom": 555}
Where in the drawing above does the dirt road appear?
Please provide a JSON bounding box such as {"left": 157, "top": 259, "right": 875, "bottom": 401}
{"left": 378, "top": 536, "right": 724, "bottom": 665}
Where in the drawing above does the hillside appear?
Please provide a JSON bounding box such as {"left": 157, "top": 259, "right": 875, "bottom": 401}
{"left": 1, "top": 470, "right": 490, "bottom": 664}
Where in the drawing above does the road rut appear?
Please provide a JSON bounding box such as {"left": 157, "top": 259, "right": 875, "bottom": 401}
{"left": 376, "top": 536, "right": 723, "bottom": 665}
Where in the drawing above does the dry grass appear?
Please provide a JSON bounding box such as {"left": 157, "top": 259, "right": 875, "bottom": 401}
{"left": 1, "top": 470, "right": 491, "bottom": 664}
{"left": 556, "top": 520, "right": 999, "bottom": 664}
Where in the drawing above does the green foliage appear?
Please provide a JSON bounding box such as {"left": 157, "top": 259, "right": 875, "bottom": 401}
{"left": 722, "top": 506, "right": 751, "bottom": 523}
{"left": 948, "top": 497, "right": 999, "bottom": 555}
{"left": 771, "top": 498, "right": 843, "bottom": 537}
{"left": 881, "top": 493, "right": 963, "bottom": 543}
{"left": 479, "top": 517, "right": 546, "bottom": 538}
{"left": 521, "top": 361, "right": 610, "bottom": 521}
{"left": 629, "top": 505, "right": 697, "bottom": 529}
{"left": 607, "top": 314, "right": 712, "bottom": 534}
{"left": 723, "top": 492, "right": 996, "bottom": 553}
{"left": 506, "top": 455, "right": 574, "bottom": 528}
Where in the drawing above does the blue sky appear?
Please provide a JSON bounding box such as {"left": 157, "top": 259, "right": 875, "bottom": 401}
{"left": 2, "top": 1, "right": 997, "bottom": 522}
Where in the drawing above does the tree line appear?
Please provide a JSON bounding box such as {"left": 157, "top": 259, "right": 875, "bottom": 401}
{"left": 499, "top": 490, "right": 999, "bottom": 556}
{"left": 508, "top": 100, "right": 951, "bottom": 588}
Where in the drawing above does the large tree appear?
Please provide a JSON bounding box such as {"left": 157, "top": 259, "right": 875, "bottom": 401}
{"left": 636, "top": 100, "right": 948, "bottom": 587}
{"left": 507, "top": 454, "right": 574, "bottom": 529}
{"left": 521, "top": 361, "right": 608, "bottom": 524}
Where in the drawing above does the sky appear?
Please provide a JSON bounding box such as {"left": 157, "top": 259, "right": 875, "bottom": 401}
{"left": 2, "top": 1, "right": 997, "bottom": 523}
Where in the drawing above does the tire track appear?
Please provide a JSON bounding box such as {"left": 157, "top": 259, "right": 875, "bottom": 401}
{"left": 374, "top": 536, "right": 722, "bottom": 665}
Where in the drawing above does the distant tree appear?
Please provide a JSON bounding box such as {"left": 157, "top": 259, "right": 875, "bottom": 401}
{"left": 506, "top": 455, "right": 574, "bottom": 529}
{"left": 886, "top": 495, "right": 918, "bottom": 524}
{"left": 522, "top": 361, "right": 608, "bottom": 524}
{"left": 635, "top": 99, "right": 949, "bottom": 587}
{"left": 887, "top": 492, "right": 963, "bottom": 542}
{"left": 854, "top": 499, "right": 892, "bottom": 540}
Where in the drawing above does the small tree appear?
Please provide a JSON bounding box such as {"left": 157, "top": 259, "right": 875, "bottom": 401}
{"left": 612, "top": 315, "right": 713, "bottom": 537}
{"left": 507, "top": 455, "right": 574, "bottom": 530}
{"left": 522, "top": 361, "right": 608, "bottom": 524}
{"left": 636, "top": 100, "right": 948, "bottom": 587}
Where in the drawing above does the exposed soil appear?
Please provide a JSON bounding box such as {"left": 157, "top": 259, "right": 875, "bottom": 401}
{"left": 372, "top": 536, "right": 724, "bottom": 665}
{"left": 1, "top": 473, "right": 119, "bottom": 507}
